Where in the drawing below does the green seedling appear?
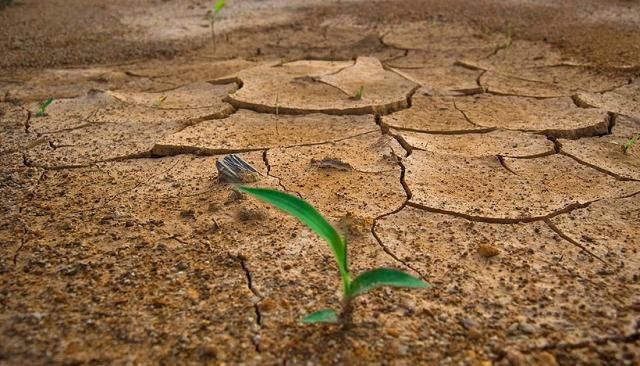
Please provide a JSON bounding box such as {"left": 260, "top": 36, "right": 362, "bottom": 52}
{"left": 207, "top": 0, "right": 226, "bottom": 51}
{"left": 35, "top": 97, "right": 54, "bottom": 117}
{"left": 354, "top": 85, "right": 364, "bottom": 101}
{"left": 623, "top": 134, "right": 639, "bottom": 155}
{"left": 237, "top": 186, "right": 430, "bottom": 326}
{"left": 503, "top": 22, "right": 512, "bottom": 49}
{"left": 153, "top": 95, "right": 168, "bottom": 108}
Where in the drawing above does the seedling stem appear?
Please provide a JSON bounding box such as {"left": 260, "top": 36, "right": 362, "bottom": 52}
{"left": 208, "top": 0, "right": 226, "bottom": 52}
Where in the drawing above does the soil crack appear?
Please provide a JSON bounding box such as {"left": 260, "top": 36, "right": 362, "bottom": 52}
{"left": 497, "top": 155, "right": 519, "bottom": 175}
{"left": 558, "top": 149, "right": 640, "bottom": 182}
{"left": 452, "top": 99, "right": 485, "bottom": 128}
{"left": 262, "top": 150, "right": 296, "bottom": 195}
{"left": 544, "top": 219, "right": 609, "bottom": 265}
{"left": 369, "top": 116, "right": 427, "bottom": 280}
{"left": 12, "top": 219, "right": 29, "bottom": 265}
{"left": 526, "top": 328, "right": 639, "bottom": 352}
{"left": 235, "top": 256, "right": 262, "bottom": 353}
{"left": 406, "top": 198, "right": 603, "bottom": 225}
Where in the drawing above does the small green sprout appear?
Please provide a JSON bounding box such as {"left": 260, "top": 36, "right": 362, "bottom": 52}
{"left": 153, "top": 95, "right": 168, "bottom": 108}
{"left": 623, "top": 134, "right": 639, "bottom": 155}
{"left": 207, "top": 0, "right": 226, "bottom": 51}
{"left": 353, "top": 85, "right": 364, "bottom": 101}
{"left": 237, "top": 186, "right": 430, "bottom": 326}
{"left": 503, "top": 22, "right": 512, "bottom": 49}
{"left": 35, "top": 97, "right": 54, "bottom": 117}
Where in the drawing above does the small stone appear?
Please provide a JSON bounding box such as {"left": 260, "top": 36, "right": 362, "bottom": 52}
{"left": 180, "top": 209, "right": 196, "bottom": 220}
{"left": 197, "top": 343, "right": 218, "bottom": 359}
{"left": 387, "top": 327, "right": 401, "bottom": 337}
{"left": 186, "top": 287, "right": 200, "bottom": 301}
{"left": 237, "top": 206, "right": 267, "bottom": 222}
{"left": 461, "top": 318, "right": 478, "bottom": 329}
{"left": 310, "top": 157, "right": 353, "bottom": 171}
{"left": 468, "top": 327, "right": 483, "bottom": 339}
{"left": 478, "top": 244, "right": 500, "bottom": 258}
{"left": 225, "top": 190, "right": 246, "bottom": 204}
{"left": 337, "top": 212, "right": 372, "bottom": 237}
{"left": 534, "top": 352, "right": 558, "bottom": 366}
{"left": 505, "top": 348, "right": 526, "bottom": 366}
{"left": 216, "top": 154, "right": 260, "bottom": 183}
{"left": 260, "top": 298, "right": 277, "bottom": 312}
{"left": 520, "top": 323, "right": 536, "bottom": 334}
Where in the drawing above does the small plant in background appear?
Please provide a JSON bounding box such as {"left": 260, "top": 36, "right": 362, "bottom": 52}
{"left": 353, "top": 85, "right": 364, "bottom": 101}
{"left": 430, "top": 15, "right": 439, "bottom": 26}
{"left": 623, "top": 134, "right": 639, "bottom": 155}
{"left": 503, "top": 22, "right": 512, "bottom": 49}
{"left": 237, "top": 186, "right": 430, "bottom": 326}
{"left": 207, "top": 0, "right": 226, "bottom": 51}
{"left": 35, "top": 97, "right": 54, "bottom": 117}
{"left": 153, "top": 95, "right": 168, "bottom": 108}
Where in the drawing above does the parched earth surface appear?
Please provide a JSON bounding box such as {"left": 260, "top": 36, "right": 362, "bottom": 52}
{"left": 1, "top": 0, "right": 640, "bottom": 365}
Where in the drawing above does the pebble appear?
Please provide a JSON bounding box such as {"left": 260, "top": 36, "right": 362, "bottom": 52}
{"left": 461, "top": 318, "right": 478, "bottom": 330}
{"left": 478, "top": 244, "right": 500, "bottom": 258}
{"left": 535, "top": 352, "right": 558, "bottom": 366}
{"left": 520, "top": 323, "right": 536, "bottom": 334}
{"left": 505, "top": 348, "right": 526, "bottom": 366}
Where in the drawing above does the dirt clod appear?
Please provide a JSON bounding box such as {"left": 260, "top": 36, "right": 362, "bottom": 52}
{"left": 478, "top": 243, "right": 501, "bottom": 258}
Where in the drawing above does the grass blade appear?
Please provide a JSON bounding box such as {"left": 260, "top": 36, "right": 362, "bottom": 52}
{"left": 349, "top": 268, "right": 430, "bottom": 298}
{"left": 237, "top": 186, "right": 349, "bottom": 280}
{"left": 36, "top": 97, "right": 54, "bottom": 117}
{"left": 214, "top": 0, "right": 225, "bottom": 14}
{"left": 302, "top": 309, "right": 338, "bottom": 324}
{"left": 41, "top": 97, "right": 54, "bottom": 109}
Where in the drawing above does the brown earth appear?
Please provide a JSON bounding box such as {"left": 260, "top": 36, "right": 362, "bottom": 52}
{"left": 1, "top": 0, "right": 639, "bottom": 365}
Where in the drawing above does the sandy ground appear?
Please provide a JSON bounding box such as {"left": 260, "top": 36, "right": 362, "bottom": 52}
{"left": 1, "top": 0, "right": 639, "bottom": 365}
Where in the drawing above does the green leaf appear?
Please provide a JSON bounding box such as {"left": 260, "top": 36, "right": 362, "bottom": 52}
{"left": 237, "top": 187, "right": 349, "bottom": 283}
{"left": 623, "top": 135, "right": 638, "bottom": 154}
{"left": 214, "top": 0, "right": 225, "bottom": 14}
{"left": 36, "top": 97, "right": 54, "bottom": 117}
{"left": 302, "top": 309, "right": 339, "bottom": 324}
{"left": 41, "top": 97, "right": 54, "bottom": 109}
{"left": 349, "top": 268, "right": 430, "bottom": 298}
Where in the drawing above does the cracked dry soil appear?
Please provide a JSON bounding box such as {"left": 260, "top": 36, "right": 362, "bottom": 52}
{"left": 1, "top": 0, "right": 640, "bottom": 365}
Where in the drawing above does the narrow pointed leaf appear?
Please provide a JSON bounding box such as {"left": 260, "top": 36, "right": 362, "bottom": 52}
{"left": 214, "top": 0, "right": 225, "bottom": 14}
{"left": 237, "top": 186, "right": 348, "bottom": 277}
{"left": 302, "top": 309, "right": 339, "bottom": 324}
{"left": 41, "top": 97, "right": 54, "bottom": 109}
{"left": 349, "top": 268, "right": 430, "bottom": 298}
